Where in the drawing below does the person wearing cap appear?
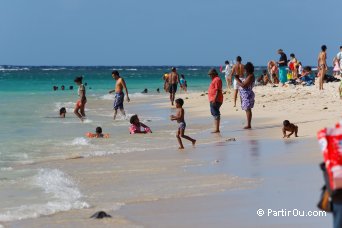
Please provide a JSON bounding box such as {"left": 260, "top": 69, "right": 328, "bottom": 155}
{"left": 277, "top": 49, "right": 288, "bottom": 86}
{"left": 109, "top": 70, "right": 130, "bottom": 120}
{"left": 167, "top": 67, "right": 180, "bottom": 106}
{"left": 208, "top": 68, "right": 223, "bottom": 133}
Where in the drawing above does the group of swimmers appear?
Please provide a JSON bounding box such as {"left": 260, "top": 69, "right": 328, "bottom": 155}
{"left": 57, "top": 69, "right": 196, "bottom": 149}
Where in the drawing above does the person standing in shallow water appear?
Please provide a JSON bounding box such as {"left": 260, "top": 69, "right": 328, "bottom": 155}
{"left": 318, "top": 45, "right": 327, "bottom": 90}
{"left": 74, "top": 76, "right": 87, "bottom": 121}
{"left": 229, "top": 56, "right": 245, "bottom": 107}
{"left": 208, "top": 68, "right": 223, "bottom": 133}
{"left": 109, "top": 71, "right": 130, "bottom": 120}
{"left": 234, "top": 62, "right": 255, "bottom": 129}
{"left": 168, "top": 67, "right": 180, "bottom": 106}
{"left": 277, "top": 49, "right": 288, "bottom": 86}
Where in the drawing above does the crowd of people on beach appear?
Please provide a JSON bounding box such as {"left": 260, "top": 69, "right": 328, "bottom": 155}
{"left": 57, "top": 46, "right": 342, "bottom": 151}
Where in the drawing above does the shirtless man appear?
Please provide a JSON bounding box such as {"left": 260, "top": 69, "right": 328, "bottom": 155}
{"left": 168, "top": 67, "right": 180, "bottom": 106}
{"left": 109, "top": 70, "right": 130, "bottom": 120}
{"left": 228, "top": 56, "right": 245, "bottom": 107}
{"left": 317, "top": 45, "right": 327, "bottom": 90}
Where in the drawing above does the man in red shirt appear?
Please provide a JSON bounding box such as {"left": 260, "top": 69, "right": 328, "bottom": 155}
{"left": 208, "top": 68, "right": 223, "bottom": 133}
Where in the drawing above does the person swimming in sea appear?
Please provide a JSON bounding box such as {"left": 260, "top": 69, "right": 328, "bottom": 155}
{"left": 129, "top": 115, "right": 152, "bottom": 134}
{"left": 59, "top": 107, "right": 66, "bottom": 118}
{"left": 108, "top": 71, "right": 130, "bottom": 120}
{"left": 86, "top": 127, "right": 109, "bottom": 138}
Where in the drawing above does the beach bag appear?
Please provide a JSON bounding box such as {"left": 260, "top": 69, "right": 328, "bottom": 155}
{"left": 287, "top": 72, "right": 292, "bottom": 80}
{"left": 317, "top": 122, "right": 342, "bottom": 190}
{"left": 317, "top": 162, "right": 332, "bottom": 212}
{"left": 317, "top": 185, "right": 332, "bottom": 212}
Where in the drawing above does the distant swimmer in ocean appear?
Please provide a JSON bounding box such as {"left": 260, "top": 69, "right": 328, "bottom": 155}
{"left": 74, "top": 76, "right": 87, "bottom": 121}
{"left": 157, "top": 88, "right": 160, "bottom": 93}
{"left": 53, "top": 86, "right": 58, "bottom": 91}
{"left": 142, "top": 88, "right": 148, "bottom": 94}
{"left": 170, "top": 98, "right": 196, "bottom": 149}
{"left": 282, "top": 120, "right": 298, "bottom": 138}
{"left": 59, "top": 107, "right": 66, "bottom": 118}
{"left": 109, "top": 70, "right": 130, "bottom": 120}
{"left": 168, "top": 67, "right": 180, "bottom": 106}
{"left": 129, "top": 114, "right": 152, "bottom": 134}
{"left": 86, "top": 127, "right": 109, "bottom": 138}
{"left": 61, "top": 85, "right": 65, "bottom": 91}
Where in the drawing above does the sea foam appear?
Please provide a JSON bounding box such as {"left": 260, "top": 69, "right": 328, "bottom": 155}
{"left": 0, "top": 169, "right": 89, "bottom": 222}
{"left": 66, "top": 137, "right": 90, "bottom": 146}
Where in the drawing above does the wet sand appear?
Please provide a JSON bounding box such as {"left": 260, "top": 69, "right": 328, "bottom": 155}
{"left": 3, "top": 81, "right": 341, "bottom": 227}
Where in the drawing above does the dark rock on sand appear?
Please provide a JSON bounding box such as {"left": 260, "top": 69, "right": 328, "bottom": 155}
{"left": 90, "top": 211, "right": 112, "bottom": 219}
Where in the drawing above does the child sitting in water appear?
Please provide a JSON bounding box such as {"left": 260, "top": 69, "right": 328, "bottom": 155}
{"left": 282, "top": 120, "right": 298, "bottom": 138}
{"left": 59, "top": 107, "right": 66, "bottom": 118}
{"left": 86, "top": 127, "right": 109, "bottom": 138}
{"left": 180, "top": 74, "right": 188, "bottom": 93}
{"left": 170, "top": 98, "right": 196, "bottom": 149}
{"left": 129, "top": 115, "right": 152, "bottom": 134}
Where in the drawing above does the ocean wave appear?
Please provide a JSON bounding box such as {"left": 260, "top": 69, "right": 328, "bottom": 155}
{"left": 112, "top": 68, "right": 123, "bottom": 71}
{"left": 0, "top": 169, "right": 89, "bottom": 222}
{"left": 100, "top": 94, "right": 115, "bottom": 100}
{"left": 82, "top": 147, "right": 147, "bottom": 157}
{"left": 41, "top": 68, "right": 66, "bottom": 71}
{"left": 125, "top": 68, "right": 138, "bottom": 71}
{"left": 99, "top": 93, "right": 150, "bottom": 100}
{"left": 65, "top": 137, "right": 90, "bottom": 146}
{"left": 54, "top": 102, "right": 75, "bottom": 112}
{"left": 187, "top": 68, "right": 198, "bottom": 71}
{"left": 0, "top": 67, "right": 30, "bottom": 71}
{"left": 0, "top": 167, "right": 13, "bottom": 171}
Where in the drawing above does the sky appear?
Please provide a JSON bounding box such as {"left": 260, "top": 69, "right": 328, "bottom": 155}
{"left": 0, "top": 0, "right": 341, "bottom": 66}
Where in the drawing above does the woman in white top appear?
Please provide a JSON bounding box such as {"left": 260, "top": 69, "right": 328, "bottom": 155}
{"left": 221, "top": 60, "right": 231, "bottom": 90}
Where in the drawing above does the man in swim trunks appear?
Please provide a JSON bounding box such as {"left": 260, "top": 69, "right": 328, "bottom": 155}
{"left": 317, "top": 45, "right": 327, "bottom": 90}
{"left": 229, "top": 56, "right": 245, "bottom": 107}
{"left": 109, "top": 70, "right": 130, "bottom": 120}
{"left": 168, "top": 67, "right": 180, "bottom": 106}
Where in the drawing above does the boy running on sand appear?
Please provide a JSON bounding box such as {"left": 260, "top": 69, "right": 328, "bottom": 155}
{"left": 170, "top": 98, "right": 196, "bottom": 149}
